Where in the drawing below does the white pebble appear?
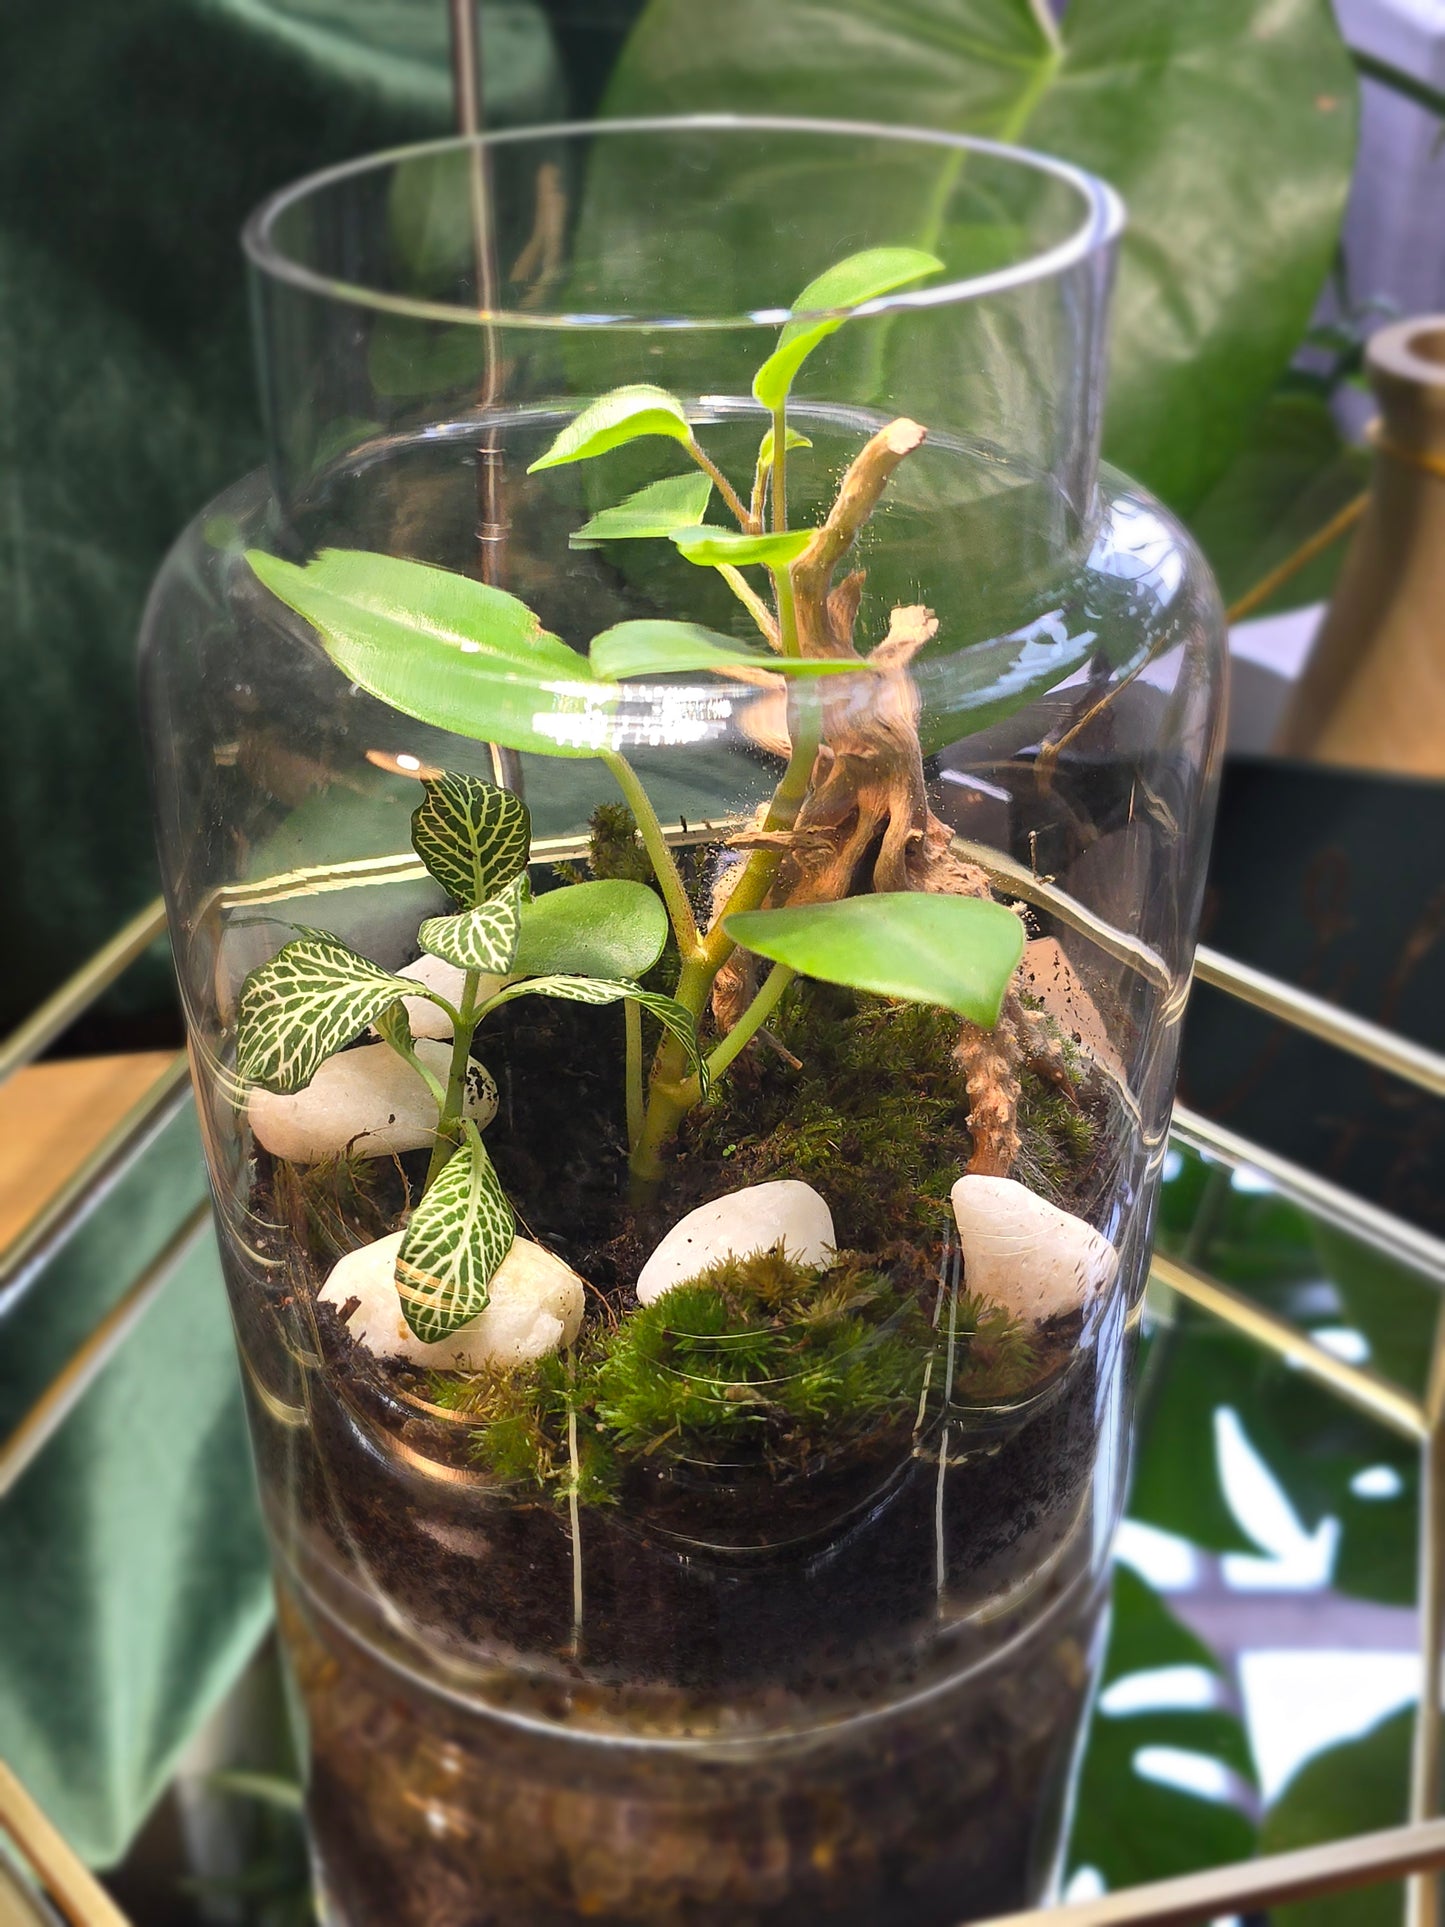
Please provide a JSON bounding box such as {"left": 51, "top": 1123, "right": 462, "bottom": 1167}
{"left": 950, "top": 1174, "right": 1118, "bottom": 1325}
{"left": 635, "top": 1180, "right": 835, "bottom": 1306}
{"left": 319, "top": 1230, "right": 585, "bottom": 1370}
{"left": 248, "top": 1039, "right": 497, "bottom": 1163}
{"left": 379, "top": 954, "right": 508, "bottom": 1041}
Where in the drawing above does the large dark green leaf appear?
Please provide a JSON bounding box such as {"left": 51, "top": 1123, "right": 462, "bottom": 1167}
{"left": 1189, "top": 393, "right": 1369, "bottom": 616}
{"left": 1070, "top": 1564, "right": 1258, "bottom": 1886}
{"left": 1261, "top": 1707, "right": 1413, "bottom": 1927}
{"left": 606, "top": 0, "right": 1357, "bottom": 514}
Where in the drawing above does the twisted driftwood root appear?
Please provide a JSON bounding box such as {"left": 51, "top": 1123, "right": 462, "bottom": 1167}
{"left": 706, "top": 417, "right": 1072, "bottom": 1177}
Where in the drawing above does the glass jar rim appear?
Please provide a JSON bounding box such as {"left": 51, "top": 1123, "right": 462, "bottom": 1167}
{"left": 242, "top": 112, "right": 1125, "bottom": 333}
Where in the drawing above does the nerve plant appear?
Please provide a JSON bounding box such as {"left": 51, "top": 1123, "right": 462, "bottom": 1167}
{"left": 237, "top": 245, "right": 1086, "bottom": 1349}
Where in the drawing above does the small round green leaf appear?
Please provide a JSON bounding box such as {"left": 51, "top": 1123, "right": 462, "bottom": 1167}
{"left": 669, "top": 526, "right": 813, "bottom": 569}
{"left": 527, "top": 384, "right": 694, "bottom": 472}
{"left": 752, "top": 247, "right": 943, "bottom": 411}
{"left": 724, "top": 892, "right": 1025, "bottom": 1027}
{"left": 569, "top": 472, "right": 712, "bottom": 548}
{"left": 512, "top": 880, "right": 668, "bottom": 979}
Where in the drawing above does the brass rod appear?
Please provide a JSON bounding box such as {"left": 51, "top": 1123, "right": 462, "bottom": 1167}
{"left": 0, "top": 1202, "right": 212, "bottom": 1501}
{"left": 973, "top": 1819, "right": 1445, "bottom": 1927}
{"left": 0, "top": 1054, "right": 193, "bottom": 1317}
{"left": 1409, "top": 1298, "right": 1445, "bottom": 1927}
{"left": 207, "top": 818, "right": 748, "bottom": 914}
{"left": 0, "top": 1764, "right": 131, "bottom": 1927}
{"left": 1193, "top": 944, "right": 1445, "bottom": 1099}
{"left": 1150, "top": 1252, "right": 1428, "bottom": 1443}
{"left": 0, "top": 899, "right": 167, "bottom": 1089}
{"left": 1170, "top": 1103, "right": 1445, "bottom": 1285}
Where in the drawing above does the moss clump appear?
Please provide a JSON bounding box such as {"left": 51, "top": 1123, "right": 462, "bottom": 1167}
{"left": 685, "top": 982, "right": 974, "bottom": 1250}
{"left": 430, "top": 1354, "right": 621, "bottom": 1507}
{"left": 432, "top": 1245, "right": 1037, "bottom": 1506}
{"left": 587, "top": 802, "right": 653, "bottom": 884}
{"left": 1015, "top": 1070, "right": 1099, "bottom": 1204}
{"left": 592, "top": 1248, "right": 931, "bottom": 1472}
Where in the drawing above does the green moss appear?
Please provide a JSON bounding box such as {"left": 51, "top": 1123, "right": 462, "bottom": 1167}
{"left": 687, "top": 982, "right": 973, "bottom": 1249}
{"left": 271, "top": 1152, "right": 400, "bottom": 1259}
{"left": 432, "top": 1244, "right": 1036, "bottom": 1506}
{"left": 592, "top": 1249, "right": 931, "bottom": 1467}
{"left": 587, "top": 802, "right": 653, "bottom": 883}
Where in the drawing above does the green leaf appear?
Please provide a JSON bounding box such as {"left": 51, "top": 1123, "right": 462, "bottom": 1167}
{"left": 512, "top": 880, "right": 668, "bottom": 980}
{"left": 1190, "top": 392, "right": 1369, "bottom": 615}
{"left": 1070, "top": 1564, "right": 1258, "bottom": 1886}
{"left": 411, "top": 773, "right": 531, "bottom": 909}
{"left": 246, "top": 548, "right": 619, "bottom": 759}
{"left": 527, "top": 384, "right": 695, "bottom": 472}
{"left": 724, "top": 893, "right": 1025, "bottom": 1027}
{"left": 1262, "top": 1706, "right": 1412, "bottom": 1927}
{"left": 235, "top": 931, "right": 418, "bottom": 1094}
{"left": 482, "top": 975, "right": 708, "bottom": 1092}
{"left": 756, "top": 425, "right": 812, "bottom": 475}
{"left": 669, "top": 526, "right": 814, "bottom": 569}
{"left": 569, "top": 472, "right": 712, "bottom": 549}
{"left": 588, "top": 618, "right": 867, "bottom": 681}
{"left": 419, "top": 875, "right": 526, "bottom": 974}
{"left": 752, "top": 247, "right": 944, "bottom": 411}
{"left": 395, "top": 1127, "right": 516, "bottom": 1343}
{"left": 607, "top": 0, "right": 1357, "bottom": 514}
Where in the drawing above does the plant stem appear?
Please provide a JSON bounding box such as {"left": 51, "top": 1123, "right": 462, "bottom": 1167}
{"left": 770, "top": 404, "right": 788, "bottom": 534}
{"left": 624, "top": 998, "right": 645, "bottom": 1152}
{"left": 704, "top": 962, "right": 794, "bottom": 1085}
{"left": 426, "top": 967, "right": 484, "bottom": 1188}
{"left": 687, "top": 441, "right": 755, "bottom": 532}
{"left": 599, "top": 748, "right": 702, "bottom": 961}
{"left": 718, "top": 564, "right": 781, "bottom": 648}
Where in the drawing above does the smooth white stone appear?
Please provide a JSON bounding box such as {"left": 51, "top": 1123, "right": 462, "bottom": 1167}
{"left": 380, "top": 954, "right": 509, "bottom": 1041}
{"left": 635, "top": 1180, "right": 835, "bottom": 1306}
{"left": 950, "top": 1174, "right": 1119, "bottom": 1325}
{"left": 248, "top": 1039, "right": 497, "bottom": 1163}
{"left": 319, "top": 1230, "right": 585, "bottom": 1370}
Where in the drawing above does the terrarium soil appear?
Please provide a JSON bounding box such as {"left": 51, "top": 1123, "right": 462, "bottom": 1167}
{"left": 282, "top": 1565, "right": 1105, "bottom": 1927}
{"left": 245, "top": 987, "right": 1113, "bottom": 1689}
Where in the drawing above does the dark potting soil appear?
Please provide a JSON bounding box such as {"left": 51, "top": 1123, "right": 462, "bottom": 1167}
{"left": 283, "top": 1564, "right": 1105, "bottom": 1927}
{"left": 247, "top": 983, "right": 1115, "bottom": 1696}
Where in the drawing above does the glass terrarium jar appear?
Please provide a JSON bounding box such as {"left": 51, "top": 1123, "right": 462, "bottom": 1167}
{"left": 140, "top": 118, "right": 1226, "bottom": 1926}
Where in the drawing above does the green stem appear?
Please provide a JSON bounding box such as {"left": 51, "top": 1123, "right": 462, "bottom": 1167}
{"left": 718, "top": 563, "right": 780, "bottom": 647}
{"left": 687, "top": 440, "right": 755, "bottom": 532}
{"left": 624, "top": 998, "right": 644, "bottom": 1153}
{"left": 599, "top": 748, "right": 702, "bottom": 961}
{"left": 770, "top": 403, "right": 788, "bottom": 534}
{"left": 425, "top": 967, "right": 484, "bottom": 1188}
{"left": 704, "top": 963, "right": 794, "bottom": 1087}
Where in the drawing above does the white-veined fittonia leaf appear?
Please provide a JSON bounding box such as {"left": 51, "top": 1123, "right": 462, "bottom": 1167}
{"left": 394, "top": 1124, "right": 516, "bottom": 1342}
{"left": 419, "top": 874, "right": 526, "bottom": 974}
{"left": 411, "top": 773, "right": 531, "bottom": 909}
{"left": 481, "top": 975, "right": 709, "bottom": 1093}
{"left": 236, "top": 931, "right": 420, "bottom": 1094}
